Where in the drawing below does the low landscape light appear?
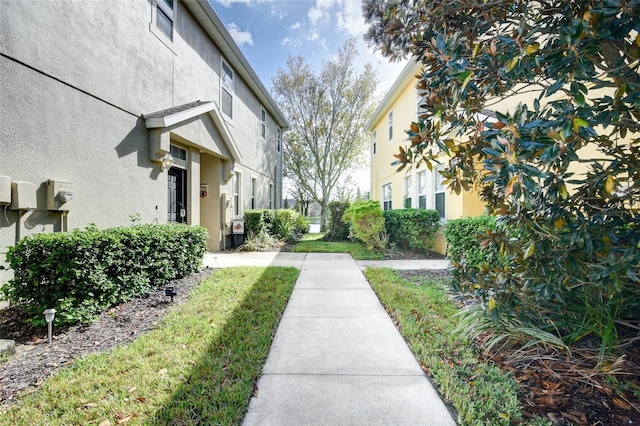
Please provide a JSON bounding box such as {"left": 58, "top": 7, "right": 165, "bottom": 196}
{"left": 43, "top": 308, "right": 56, "bottom": 344}
{"left": 165, "top": 287, "right": 177, "bottom": 303}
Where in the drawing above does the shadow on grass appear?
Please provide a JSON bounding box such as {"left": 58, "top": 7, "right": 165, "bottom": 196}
{"left": 150, "top": 267, "right": 298, "bottom": 424}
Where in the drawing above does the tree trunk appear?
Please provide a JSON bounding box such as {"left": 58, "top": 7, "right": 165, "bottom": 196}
{"left": 319, "top": 199, "right": 328, "bottom": 232}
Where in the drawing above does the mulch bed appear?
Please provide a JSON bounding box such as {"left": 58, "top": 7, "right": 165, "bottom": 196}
{"left": 0, "top": 269, "right": 212, "bottom": 408}
{"left": 398, "top": 270, "right": 640, "bottom": 426}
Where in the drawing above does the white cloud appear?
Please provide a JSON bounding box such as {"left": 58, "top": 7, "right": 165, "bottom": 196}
{"left": 281, "top": 37, "right": 302, "bottom": 47}
{"left": 336, "top": 0, "right": 368, "bottom": 37}
{"left": 307, "top": 7, "right": 327, "bottom": 26}
{"left": 216, "top": 0, "right": 272, "bottom": 7}
{"left": 227, "top": 22, "right": 254, "bottom": 46}
{"left": 289, "top": 22, "right": 302, "bottom": 30}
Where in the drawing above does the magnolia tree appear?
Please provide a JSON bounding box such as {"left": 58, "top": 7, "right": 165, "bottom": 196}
{"left": 272, "top": 40, "right": 378, "bottom": 230}
{"left": 363, "top": 0, "right": 639, "bottom": 353}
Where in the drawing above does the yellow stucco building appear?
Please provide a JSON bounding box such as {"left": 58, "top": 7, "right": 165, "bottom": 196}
{"left": 366, "top": 61, "right": 485, "bottom": 254}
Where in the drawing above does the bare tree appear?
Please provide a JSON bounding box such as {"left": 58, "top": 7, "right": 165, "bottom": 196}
{"left": 272, "top": 40, "right": 378, "bottom": 229}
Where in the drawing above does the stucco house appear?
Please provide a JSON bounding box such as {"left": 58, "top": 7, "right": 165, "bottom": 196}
{"left": 0, "top": 0, "right": 287, "bottom": 282}
{"left": 366, "top": 61, "right": 485, "bottom": 254}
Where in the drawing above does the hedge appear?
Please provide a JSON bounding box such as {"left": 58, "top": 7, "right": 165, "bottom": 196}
{"left": 342, "top": 200, "right": 386, "bottom": 251}
{"left": 383, "top": 209, "right": 441, "bottom": 252}
{"left": 1, "top": 224, "right": 207, "bottom": 326}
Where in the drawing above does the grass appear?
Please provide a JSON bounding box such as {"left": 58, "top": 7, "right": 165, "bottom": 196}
{"left": 363, "top": 267, "right": 547, "bottom": 426}
{"left": 293, "top": 233, "right": 384, "bottom": 260}
{"left": 1, "top": 266, "right": 299, "bottom": 425}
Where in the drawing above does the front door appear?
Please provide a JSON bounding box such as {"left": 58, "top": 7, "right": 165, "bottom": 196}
{"left": 168, "top": 167, "right": 187, "bottom": 223}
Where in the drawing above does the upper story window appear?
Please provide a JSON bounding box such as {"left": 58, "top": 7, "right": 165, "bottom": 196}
{"left": 372, "top": 131, "right": 377, "bottom": 155}
{"left": 435, "top": 166, "right": 446, "bottom": 219}
{"left": 418, "top": 171, "right": 427, "bottom": 209}
{"left": 261, "top": 107, "right": 266, "bottom": 139}
{"left": 221, "top": 60, "right": 234, "bottom": 119}
{"left": 382, "top": 183, "right": 392, "bottom": 211}
{"left": 277, "top": 128, "right": 282, "bottom": 152}
{"left": 404, "top": 175, "right": 412, "bottom": 208}
{"left": 156, "top": 0, "right": 174, "bottom": 41}
{"left": 170, "top": 145, "right": 187, "bottom": 161}
{"left": 388, "top": 111, "right": 393, "bottom": 142}
{"left": 417, "top": 91, "right": 427, "bottom": 118}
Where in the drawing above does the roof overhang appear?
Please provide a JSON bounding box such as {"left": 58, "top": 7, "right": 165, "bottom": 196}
{"left": 365, "top": 60, "right": 423, "bottom": 132}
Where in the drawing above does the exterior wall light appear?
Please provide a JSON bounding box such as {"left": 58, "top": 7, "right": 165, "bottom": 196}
{"left": 43, "top": 308, "right": 56, "bottom": 344}
{"left": 160, "top": 153, "right": 174, "bottom": 172}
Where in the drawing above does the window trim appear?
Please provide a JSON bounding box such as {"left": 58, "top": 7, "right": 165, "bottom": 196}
{"left": 418, "top": 170, "right": 427, "bottom": 210}
{"left": 434, "top": 166, "right": 446, "bottom": 219}
{"left": 149, "top": 0, "right": 176, "bottom": 52}
{"left": 251, "top": 177, "right": 257, "bottom": 209}
{"left": 261, "top": 107, "right": 267, "bottom": 139}
{"left": 221, "top": 59, "right": 234, "bottom": 120}
{"left": 388, "top": 111, "right": 393, "bottom": 142}
{"left": 403, "top": 175, "right": 413, "bottom": 209}
{"left": 233, "top": 171, "right": 242, "bottom": 217}
{"left": 269, "top": 183, "right": 274, "bottom": 209}
{"left": 277, "top": 127, "right": 282, "bottom": 152}
{"left": 372, "top": 130, "right": 377, "bottom": 156}
{"left": 382, "top": 182, "right": 392, "bottom": 211}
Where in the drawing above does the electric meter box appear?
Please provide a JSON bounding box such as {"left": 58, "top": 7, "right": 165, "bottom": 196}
{"left": 47, "top": 180, "right": 74, "bottom": 211}
{"left": 10, "top": 181, "right": 37, "bottom": 210}
{"left": 0, "top": 176, "right": 10, "bottom": 205}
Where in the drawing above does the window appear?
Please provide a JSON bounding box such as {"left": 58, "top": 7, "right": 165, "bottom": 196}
{"left": 233, "top": 172, "right": 241, "bottom": 216}
{"left": 277, "top": 128, "right": 282, "bottom": 152}
{"left": 170, "top": 145, "right": 187, "bottom": 161}
{"left": 251, "top": 177, "right": 257, "bottom": 209}
{"left": 404, "top": 175, "right": 412, "bottom": 208}
{"left": 418, "top": 171, "right": 427, "bottom": 209}
{"left": 372, "top": 131, "right": 377, "bottom": 155}
{"left": 156, "top": 0, "right": 174, "bottom": 41}
{"left": 435, "top": 166, "right": 446, "bottom": 218}
{"left": 261, "top": 108, "right": 266, "bottom": 139}
{"left": 269, "top": 183, "right": 274, "bottom": 209}
{"left": 382, "top": 183, "right": 392, "bottom": 211}
{"left": 221, "top": 60, "right": 234, "bottom": 119}
{"left": 388, "top": 111, "right": 393, "bottom": 142}
{"left": 417, "top": 91, "right": 427, "bottom": 118}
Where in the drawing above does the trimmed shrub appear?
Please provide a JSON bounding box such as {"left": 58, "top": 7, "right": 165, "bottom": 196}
{"left": 342, "top": 200, "right": 387, "bottom": 251}
{"left": 1, "top": 224, "right": 207, "bottom": 326}
{"left": 383, "top": 209, "right": 441, "bottom": 252}
{"left": 244, "top": 209, "right": 276, "bottom": 235}
{"left": 324, "top": 201, "right": 350, "bottom": 241}
{"left": 444, "top": 215, "right": 500, "bottom": 267}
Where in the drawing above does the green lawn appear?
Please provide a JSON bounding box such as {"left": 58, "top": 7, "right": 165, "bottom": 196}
{"left": 363, "top": 267, "right": 550, "bottom": 426}
{"left": 293, "top": 233, "right": 384, "bottom": 260}
{"left": 1, "top": 267, "right": 299, "bottom": 425}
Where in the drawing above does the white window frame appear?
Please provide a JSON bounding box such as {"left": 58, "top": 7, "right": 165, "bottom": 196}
{"left": 251, "top": 177, "right": 257, "bottom": 209}
{"left": 382, "top": 183, "right": 392, "bottom": 211}
{"left": 269, "top": 183, "right": 274, "bottom": 209}
{"left": 434, "top": 166, "right": 446, "bottom": 219}
{"left": 149, "top": 0, "right": 176, "bottom": 50}
{"left": 418, "top": 171, "right": 427, "bottom": 209}
{"left": 221, "top": 59, "right": 234, "bottom": 120}
{"left": 388, "top": 111, "right": 393, "bottom": 142}
{"left": 372, "top": 130, "right": 377, "bottom": 156}
{"left": 277, "top": 127, "right": 282, "bottom": 152}
{"left": 233, "top": 171, "right": 242, "bottom": 217}
{"left": 261, "top": 107, "right": 267, "bottom": 139}
{"left": 404, "top": 175, "right": 413, "bottom": 208}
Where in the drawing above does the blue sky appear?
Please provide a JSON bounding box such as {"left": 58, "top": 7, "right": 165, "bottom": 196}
{"left": 210, "top": 0, "right": 408, "bottom": 96}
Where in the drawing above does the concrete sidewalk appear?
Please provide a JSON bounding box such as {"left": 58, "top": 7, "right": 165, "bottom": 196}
{"left": 204, "top": 251, "right": 450, "bottom": 271}
{"left": 229, "top": 252, "right": 456, "bottom": 426}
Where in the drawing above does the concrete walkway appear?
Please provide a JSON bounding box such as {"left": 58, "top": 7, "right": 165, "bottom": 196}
{"left": 207, "top": 252, "right": 456, "bottom": 425}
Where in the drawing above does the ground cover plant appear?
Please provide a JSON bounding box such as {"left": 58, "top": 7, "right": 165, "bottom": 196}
{"left": 364, "top": 267, "right": 529, "bottom": 426}
{"left": 0, "top": 266, "right": 299, "bottom": 425}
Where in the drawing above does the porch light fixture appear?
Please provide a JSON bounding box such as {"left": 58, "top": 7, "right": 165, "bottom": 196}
{"left": 43, "top": 308, "right": 56, "bottom": 344}
{"left": 159, "top": 153, "right": 174, "bottom": 172}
